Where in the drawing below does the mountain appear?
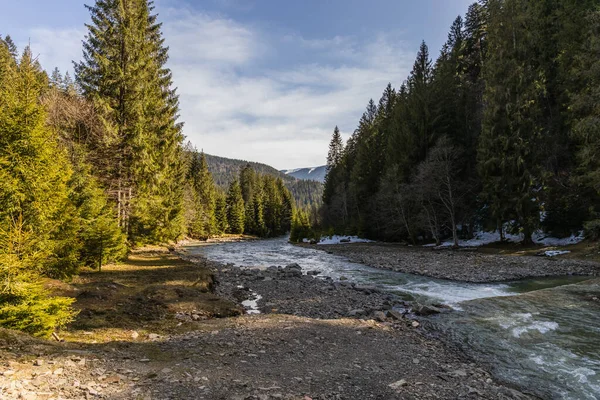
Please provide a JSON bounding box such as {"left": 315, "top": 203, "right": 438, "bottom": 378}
{"left": 281, "top": 166, "right": 327, "bottom": 183}
{"left": 204, "top": 154, "right": 323, "bottom": 209}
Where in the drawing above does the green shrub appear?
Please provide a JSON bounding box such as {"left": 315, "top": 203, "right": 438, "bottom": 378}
{"left": 0, "top": 218, "right": 78, "bottom": 337}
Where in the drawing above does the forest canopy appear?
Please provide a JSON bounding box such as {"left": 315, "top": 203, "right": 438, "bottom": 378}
{"left": 321, "top": 0, "right": 600, "bottom": 246}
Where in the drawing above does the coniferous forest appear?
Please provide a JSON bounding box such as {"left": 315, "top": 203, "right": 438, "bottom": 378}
{"left": 322, "top": 0, "right": 600, "bottom": 245}
{"left": 1, "top": 0, "right": 599, "bottom": 338}
{"left": 0, "top": 0, "right": 296, "bottom": 336}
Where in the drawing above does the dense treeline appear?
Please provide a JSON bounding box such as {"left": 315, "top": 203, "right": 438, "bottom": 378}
{"left": 183, "top": 152, "right": 294, "bottom": 239}
{"left": 322, "top": 0, "right": 600, "bottom": 245}
{"left": 0, "top": 0, "right": 238, "bottom": 336}
{"left": 203, "top": 153, "right": 324, "bottom": 210}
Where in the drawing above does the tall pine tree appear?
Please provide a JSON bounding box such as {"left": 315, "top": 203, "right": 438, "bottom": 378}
{"left": 75, "top": 0, "right": 184, "bottom": 243}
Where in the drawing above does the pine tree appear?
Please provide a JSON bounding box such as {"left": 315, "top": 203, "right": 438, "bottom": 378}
{"left": 50, "top": 67, "right": 63, "bottom": 89}
{"left": 214, "top": 193, "right": 229, "bottom": 234}
{"left": 226, "top": 180, "right": 245, "bottom": 234}
{"left": 75, "top": 0, "right": 184, "bottom": 243}
{"left": 478, "top": 0, "right": 544, "bottom": 243}
{"left": 323, "top": 126, "right": 344, "bottom": 206}
{"left": 570, "top": 8, "right": 600, "bottom": 237}
{"left": 0, "top": 44, "right": 78, "bottom": 336}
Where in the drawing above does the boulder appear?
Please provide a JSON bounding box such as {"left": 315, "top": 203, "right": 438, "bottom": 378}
{"left": 413, "top": 304, "right": 442, "bottom": 316}
{"left": 388, "top": 379, "right": 408, "bottom": 390}
{"left": 386, "top": 310, "right": 404, "bottom": 320}
{"left": 373, "top": 311, "right": 387, "bottom": 322}
{"left": 347, "top": 309, "right": 367, "bottom": 317}
{"left": 285, "top": 263, "right": 302, "bottom": 270}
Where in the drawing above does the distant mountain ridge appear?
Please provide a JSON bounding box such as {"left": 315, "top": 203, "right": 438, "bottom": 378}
{"left": 203, "top": 154, "right": 323, "bottom": 209}
{"left": 281, "top": 165, "right": 327, "bottom": 183}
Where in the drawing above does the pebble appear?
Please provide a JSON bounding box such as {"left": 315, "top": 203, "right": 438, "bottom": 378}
{"left": 388, "top": 379, "right": 408, "bottom": 390}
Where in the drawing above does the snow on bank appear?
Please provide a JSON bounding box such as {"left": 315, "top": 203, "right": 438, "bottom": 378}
{"left": 544, "top": 250, "right": 571, "bottom": 257}
{"left": 424, "top": 230, "right": 585, "bottom": 248}
{"left": 317, "top": 235, "right": 373, "bottom": 245}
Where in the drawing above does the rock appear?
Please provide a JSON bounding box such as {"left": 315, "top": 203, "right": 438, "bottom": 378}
{"left": 131, "top": 331, "right": 139, "bottom": 339}
{"left": 309, "top": 239, "right": 318, "bottom": 245}
{"left": 33, "top": 359, "right": 43, "bottom": 366}
{"left": 147, "top": 333, "right": 161, "bottom": 340}
{"left": 340, "top": 238, "right": 351, "bottom": 243}
{"left": 386, "top": 310, "right": 404, "bottom": 320}
{"left": 373, "top": 311, "right": 387, "bottom": 322}
{"left": 347, "top": 309, "right": 366, "bottom": 317}
{"left": 413, "top": 303, "right": 442, "bottom": 316}
{"left": 53, "top": 368, "right": 64, "bottom": 375}
{"left": 139, "top": 358, "right": 150, "bottom": 363}
{"left": 388, "top": 379, "right": 408, "bottom": 390}
{"left": 411, "top": 321, "right": 420, "bottom": 328}
{"left": 285, "top": 263, "right": 302, "bottom": 270}
{"left": 339, "top": 276, "right": 348, "bottom": 281}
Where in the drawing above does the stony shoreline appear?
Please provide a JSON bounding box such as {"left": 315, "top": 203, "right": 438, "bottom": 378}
{"left": 0, "top": 248, "right": 537, "bottom": 400}
{"left": 311, "top": 242, "right": 600, "bottom": 283}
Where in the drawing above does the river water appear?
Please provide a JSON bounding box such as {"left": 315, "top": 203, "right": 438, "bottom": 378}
{"left": 185, "top": 237, "right": 600, "bottom": 400}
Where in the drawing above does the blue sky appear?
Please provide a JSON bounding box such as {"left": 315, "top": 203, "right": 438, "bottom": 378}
{"left": 1, "top": 0, "right": 473, "bottom": 169}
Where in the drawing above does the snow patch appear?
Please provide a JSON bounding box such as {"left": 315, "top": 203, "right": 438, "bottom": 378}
{"left": 544, "top": 250, "right": 571, "bottom": 257}
{"left": 308, "top": 167, "right": 316, "bottom": 174}
{"left": 318, "top": 235, "right": 373, "bottom": 245}
{"left": 424, "top": 230, "right": 585, "bottom": 248}
{"left": 534, "top": 231, "right": 585, "bottom": 246}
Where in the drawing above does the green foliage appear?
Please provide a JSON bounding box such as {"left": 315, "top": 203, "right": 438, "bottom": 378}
{"left": 321, "top": 0, "right": 600, "bottom": 244}
{"left": 76, "top": 0, "right": 184, "bottom": 244}
{"left": 201, "top": 153, "right": 323, "bottom": 209}
{"left": 184, "top": 151, "right": 218, "bottom": 240}
{"left": 0, "top": 218, "right": 77, "bottom": 338}
{"left": 290, "top": 210, "right": 313, "bottom": 243}
{"left": 226, "top": 180, "right": 245, "bottom": 234}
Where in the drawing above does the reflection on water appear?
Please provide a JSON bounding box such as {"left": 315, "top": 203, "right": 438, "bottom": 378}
{"left": 185, "top": 237, "right": 600, "bottom": 399}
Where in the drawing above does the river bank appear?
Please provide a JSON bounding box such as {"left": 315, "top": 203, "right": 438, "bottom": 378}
{"left": 0, "top": 245, "right": 535, "bottom": 399}
{"left": 312, "top": 242, "right": 600, "bottom": 283}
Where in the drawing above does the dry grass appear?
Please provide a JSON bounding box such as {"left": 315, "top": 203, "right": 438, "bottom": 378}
{"left": 51, "top": 247, "right": 242, "bottom": 343}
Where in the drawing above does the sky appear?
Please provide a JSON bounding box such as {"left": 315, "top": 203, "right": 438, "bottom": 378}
{"left": 0, "top": 0, "right": 473, "bottom": 169}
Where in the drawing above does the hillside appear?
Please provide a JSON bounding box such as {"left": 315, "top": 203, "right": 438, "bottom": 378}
{"left": 281, "top": 166, "right": 327, "bottom": 183}
{"left": 204, "top": 154, "right": 323, "bottom": 209}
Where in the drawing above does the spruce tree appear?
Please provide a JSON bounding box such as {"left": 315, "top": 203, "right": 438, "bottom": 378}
{"left": 75, "top": 0, "right": 184, "bottom": 243}
{"left": 0, "top": 44, "right": 78, "bottom": 335}
{"left": 226, "top": 180, "right": 245, "bottom": 234}
{"left": 215, "top": 193, "right": 229, "bottom": 234}
{"left": 478, "top": 0, "right": 543, "bottom": 243}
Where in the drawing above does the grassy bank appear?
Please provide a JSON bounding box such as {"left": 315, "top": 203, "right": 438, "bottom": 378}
{"left": 49, "top": 246, "right": 242, "bottom": 343}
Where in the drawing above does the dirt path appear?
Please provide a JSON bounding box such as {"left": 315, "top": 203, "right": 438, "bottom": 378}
{"left": 0, "top": 247, "right": 536, "bottom": 399}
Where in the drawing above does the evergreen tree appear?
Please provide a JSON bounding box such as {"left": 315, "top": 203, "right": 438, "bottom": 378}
{"left": 0, "top": 44, "right": 78, "bottom": 336}
{"left": 571, "top": 8, "right": 600, "bottom": 237}
{"left": 478, "top": 0, "right": 544, "bottom": 243}
{"left": 215, "top": 193, "right": 229, "bottom": 234}
{"left": 75, "top": 0, "right": 184, "bottom": 244}
{"left": 226, "top": 180, "right": 245, "bottom": 234}
{"left": 323, "top": 126, "right": 344, "bottom": 206}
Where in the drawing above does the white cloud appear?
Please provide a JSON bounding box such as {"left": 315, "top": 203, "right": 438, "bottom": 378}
{"left": 23, "top": 5, "right": 416, "bottom": 170}
{"left": 162, "top": 10, "right": 414, "bottom": 169}
{"left": 27, "top": 27, "right": 85, "bottom": 75}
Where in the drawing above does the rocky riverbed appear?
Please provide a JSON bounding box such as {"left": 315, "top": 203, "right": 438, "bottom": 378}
{"left": 0, "top": 249, "right": 537, "bottom": 400}
{"left": 313, "top": 243, "right": 600, "bottom": 282}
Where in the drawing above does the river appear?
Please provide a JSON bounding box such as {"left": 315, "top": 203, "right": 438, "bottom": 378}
{"left": 184, "top": 237, "right": 600, "bottom": 400}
